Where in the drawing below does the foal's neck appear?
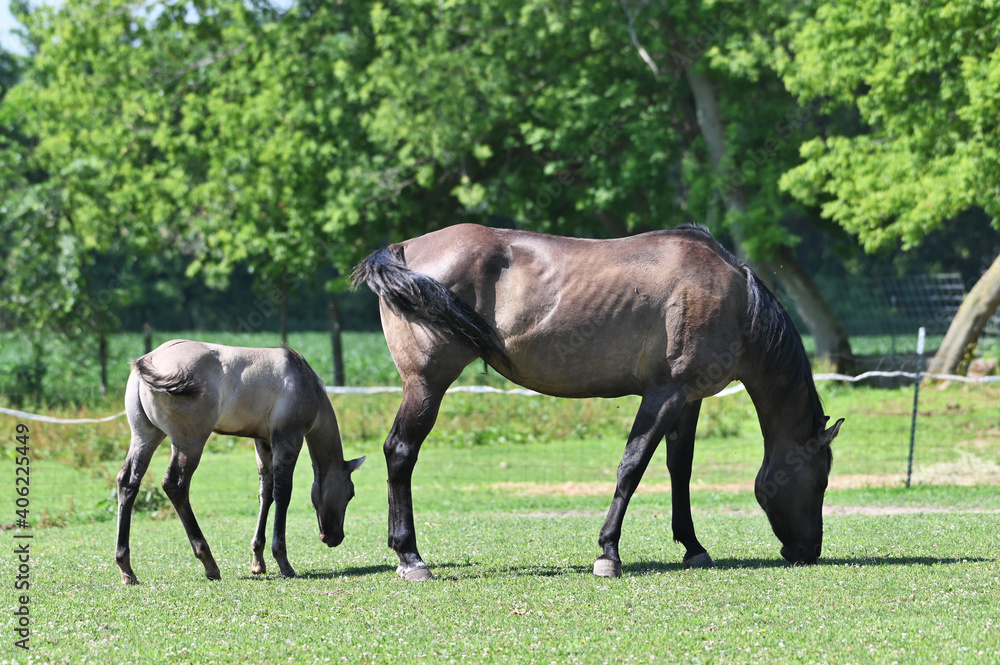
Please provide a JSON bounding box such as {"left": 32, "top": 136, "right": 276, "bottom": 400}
{"left": 305, "top": 397, "right": 346, "bottom": 469}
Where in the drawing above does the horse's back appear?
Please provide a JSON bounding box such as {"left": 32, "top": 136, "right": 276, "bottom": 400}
{"left": 391, "top": 225, "right": 748, "bottom": 398}
{"left": 132, "top": 340, "right": 322, "bottom": 442}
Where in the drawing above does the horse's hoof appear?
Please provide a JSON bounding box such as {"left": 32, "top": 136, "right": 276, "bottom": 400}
{"left": 593, "top": 558, "right": 622, "bottom": 578}
{"left": 685, "top": 552, "right": 716, "bottom": 569}
{"left": 205, "top": 570, "right": 222, "bottom": 581}
{"left": 121, "top": 572, "right": 139, "bottom": 585}
{"left": 397, "top": 564, "right": 434, "bottom": 582}
{"left": 279, "top": 569, "right": 297, "bottom": 579}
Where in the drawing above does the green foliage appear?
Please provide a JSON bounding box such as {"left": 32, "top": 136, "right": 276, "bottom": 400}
{"left": 779, "top": 0, "right": 1000, "bottom": 252}
{"left": 97, "top": 476, "right": 172, "bottom": 517}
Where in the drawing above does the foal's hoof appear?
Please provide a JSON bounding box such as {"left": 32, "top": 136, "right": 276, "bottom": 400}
{"left": 685, "top": 552, "right": 717, "bottom": 569}
{"left": 205, "top": 570, "right": 222, "bottom": 581}
{"left": 397, "top": 563, "right": 434, "bottom": 582}
{"left": 593, "top": 557, "right": 622, "bottom": 578}
{"left": 120, "top": 572, "right": 139, "bottom": 585}
{"left": 279, "top": 568, "right": 297, "bottom": 579}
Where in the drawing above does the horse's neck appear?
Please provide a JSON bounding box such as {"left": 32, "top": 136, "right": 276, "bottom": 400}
{"left": 741, "top": 351, "right": 822, "bottom": 450}
{"left": 305, "top": 398, "right": 345, "bottom": 469}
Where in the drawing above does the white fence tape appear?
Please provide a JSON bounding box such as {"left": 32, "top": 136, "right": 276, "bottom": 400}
{"left": 3, "top": 370, "right": 998, "bottom": 425}
{"left": 0, "top": 406, "right": 127, "bottom": 424}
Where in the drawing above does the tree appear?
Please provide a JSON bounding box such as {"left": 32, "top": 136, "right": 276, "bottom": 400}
{"left": 356, "top": 0, "right": 855, "bottom": 368}
{"left": 779, "top": 0, "right": 1000, "bottom": 373}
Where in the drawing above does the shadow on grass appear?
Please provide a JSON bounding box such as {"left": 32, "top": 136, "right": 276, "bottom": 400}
{"left": 237, "top": 554, "right": 996, "bottom": 582}
{"left": 238, "top": 561, "right": 476, "bottom": 581}
{"left": 622, "top": 555, "right": 995, "bottom": 575}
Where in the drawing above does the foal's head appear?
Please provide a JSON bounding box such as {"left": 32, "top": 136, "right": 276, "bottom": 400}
{"left": 312, "top": 456, "right": 366, "bottom": 547}
{"left": 755, "top": 417, "right": 843, "bottom": 564}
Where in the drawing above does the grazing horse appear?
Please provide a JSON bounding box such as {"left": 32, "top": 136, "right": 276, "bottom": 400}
{"left": 353, "top": 223, "right": 843, "bottom": 581}
{"left": 115, "top": 340, "right": 365, "bottom": 584}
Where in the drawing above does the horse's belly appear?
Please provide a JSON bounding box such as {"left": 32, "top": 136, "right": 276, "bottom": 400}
{"left": 500, "top": 333, "right": 657, "bottom": 398}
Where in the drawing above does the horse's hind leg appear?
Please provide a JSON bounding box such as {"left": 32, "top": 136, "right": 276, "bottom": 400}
{"left": 161, "top": 442, "right": 221, "bottom": 581}
{"left": 666, "top": 399, "right": 715, "bottom": 568}
{"left": 116, "top": 399, "right": 166, "bottom": 585}
{"left": 595, "top": 387, "right": 688, "bottom": 578}
{"left": 250, "top": 438, "right": 273, "bottom": 575}
{"left": 385, "top": 380, "right": 453, "bottom": 581}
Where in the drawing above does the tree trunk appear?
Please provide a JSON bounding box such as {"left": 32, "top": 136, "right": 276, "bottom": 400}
{"left": 143, "top": 321, "right": 153, "bottom": 354}
{"left": 927, "top": 251, "right": 1000, "bottom": 375}
{"left": 280, "top": 282, "right": 289, "bottom": 344}
{"left": 328, "top": 298, "right": 345, "bottom": 387}
{"left": 98, "top": 332, "right": 108, "bottom": 397}
{"left": 682, "top": 64, "right": 855, "bottom": 371}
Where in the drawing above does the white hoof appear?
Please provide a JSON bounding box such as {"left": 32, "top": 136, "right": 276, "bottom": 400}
{"left": 397, "top": 564, "right": 434, "bottom": 582}
{"left": 593, "top": 558, "right": 622, "bottom": 578}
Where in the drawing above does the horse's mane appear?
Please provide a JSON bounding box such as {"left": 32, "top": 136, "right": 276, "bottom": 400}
{"left": 674, "top": 225, "right": 825, "bottom": 431}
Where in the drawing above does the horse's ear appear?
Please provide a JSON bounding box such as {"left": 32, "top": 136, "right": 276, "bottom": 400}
{"left": 345, "top": 456, "right": 366, "bottom": 472}
{"left": 823, "top": 418, "right": 844, "bottom": 445}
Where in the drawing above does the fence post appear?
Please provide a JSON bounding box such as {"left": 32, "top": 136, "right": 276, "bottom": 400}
{"left": 906, "top": 327, "right": 926, "bottom": 488}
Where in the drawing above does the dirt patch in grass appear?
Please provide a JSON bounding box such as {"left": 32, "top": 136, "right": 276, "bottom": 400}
{"left": 486, "top": 458, "right": 1000, "bottom": 498}
{"left": 822, "top": 505, "right": 1000, "bottom": 516}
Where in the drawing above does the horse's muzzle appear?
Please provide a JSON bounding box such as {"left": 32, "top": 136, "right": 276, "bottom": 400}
{"left": 320, "top": 533, "right": 344, "bottom": 548}
{"left": 781, "top": 543, "right": 821, "bottom": 564}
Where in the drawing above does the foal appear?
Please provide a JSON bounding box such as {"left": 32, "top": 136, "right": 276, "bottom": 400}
{"left": 115, "top": 340, "right": 364, "bottom": 584}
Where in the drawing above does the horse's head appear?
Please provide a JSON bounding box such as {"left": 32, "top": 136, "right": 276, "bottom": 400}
{"left": 755, "top": 417, "right": 843, "bottom": 564}
{"left": 312, "top": 456, "right": 365, "bottom": 547}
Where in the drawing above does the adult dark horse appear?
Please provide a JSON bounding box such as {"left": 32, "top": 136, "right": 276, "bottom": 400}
{"left": 353, "top": 224, "right": 843, "bottom": 581}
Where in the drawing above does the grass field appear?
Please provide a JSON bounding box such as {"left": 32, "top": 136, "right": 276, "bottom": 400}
{"left": 1, "top": 331, "right": 999, "bottom": 663}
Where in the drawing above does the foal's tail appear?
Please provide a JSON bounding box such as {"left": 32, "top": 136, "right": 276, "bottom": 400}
{"left": 351, "top": 244, "right": 510, "bottom": 369}
{"left": 131, "top": 355, "right": 204, "bottom": 397}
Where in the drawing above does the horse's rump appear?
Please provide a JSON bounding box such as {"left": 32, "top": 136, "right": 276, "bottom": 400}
{"left": 131, "top": 354, "right": 205, "bottom": 397}
{"left": 352, "top": 243, "right": 510, "bottom": 368}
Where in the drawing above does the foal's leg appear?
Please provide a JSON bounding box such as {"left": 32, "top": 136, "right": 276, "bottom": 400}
{"left": 250, "top": 438, "right": 274, "bottom": 575}
{"left": 385, "top": 381, "right": 451, "bottom": 581}
{"left": 161, "top": 442, "right": 220, "bottom": 581}
{"left": 116, "top": 415, "right": 166, "bottom": 585}
{"left": 665, "top": 399, "right": 715, "bottom": 568}
{"left": 595, "top": 387, "right": 688, "bottom": 578}
{"left": 269, "top": 432, "right": 304, "bottom": 578}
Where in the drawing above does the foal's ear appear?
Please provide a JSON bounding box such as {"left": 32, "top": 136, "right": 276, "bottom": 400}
{"left": 345, "top": 456, "right": 366, "bottom": 472}
{"left": 822, "top": 418, "right": 844, "bottom": 444}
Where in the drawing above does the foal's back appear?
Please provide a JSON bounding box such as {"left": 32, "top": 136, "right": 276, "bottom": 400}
{"left": 130, "top": 340, "right": 323, "bottom": 443}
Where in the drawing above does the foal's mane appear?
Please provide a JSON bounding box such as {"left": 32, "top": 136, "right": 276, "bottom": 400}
{"left": 282, "top": 345, "right": 326, "bottom": 399}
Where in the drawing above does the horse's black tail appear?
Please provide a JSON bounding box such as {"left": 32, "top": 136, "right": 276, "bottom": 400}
{"left": 131, "top": 355, "right": 204, "bottom": 397}
{"left": 351, "top": 244, "right": 511, "bottom": 369}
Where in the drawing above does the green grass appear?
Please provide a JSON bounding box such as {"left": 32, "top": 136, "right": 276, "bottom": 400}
{"left": 6, "top": 440, "right": 1000, "bottom": 664}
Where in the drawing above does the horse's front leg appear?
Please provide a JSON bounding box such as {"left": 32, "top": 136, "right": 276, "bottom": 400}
{"left": 161, "top": 443, "right": 220, "bottom": 581}
{"left": 250, "top": 438, "right": 274, "bottom": 575}
{"left": 596, "top": 387, "right": 688, "bottom": 578}
{"left": 666, "top": 399, "right": 715, "bottom": 568}
{"left": 270, "top": 433, "right": 304, "bottom": 578}
{"left": 384, "top": 384, "right": 448, "bottom": 581}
